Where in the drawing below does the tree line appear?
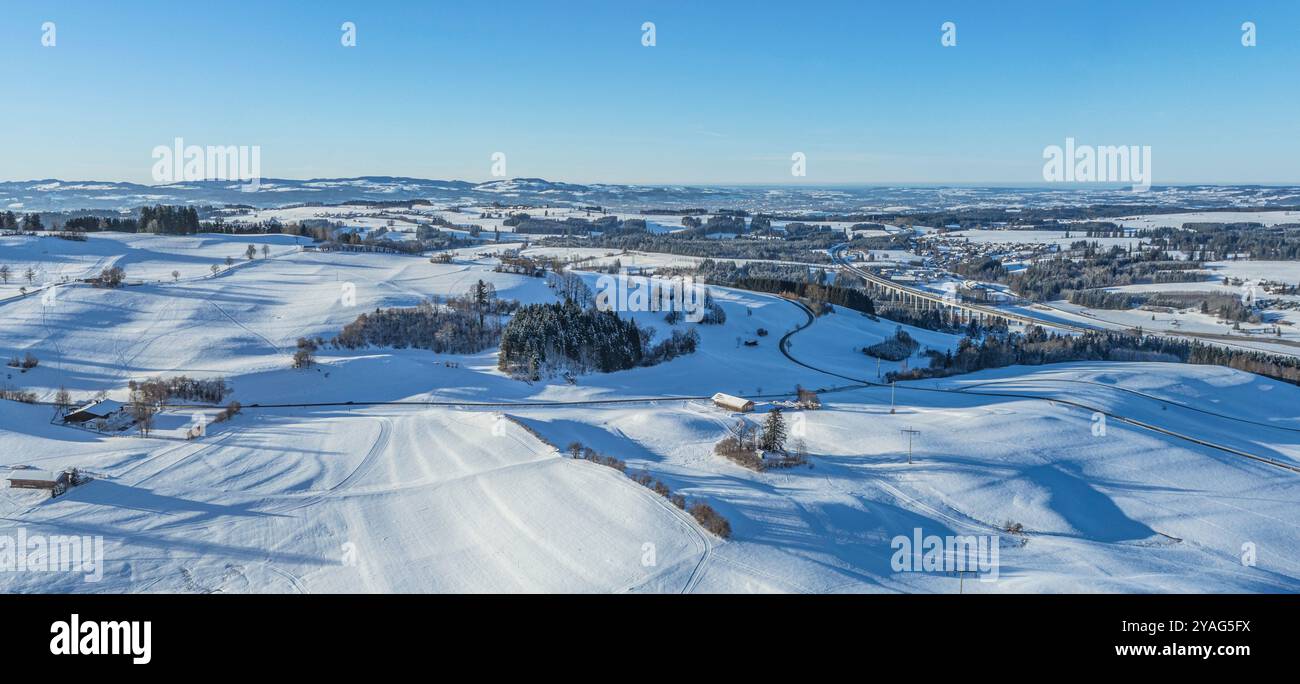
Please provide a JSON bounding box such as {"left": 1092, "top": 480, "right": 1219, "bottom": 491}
{"left": 887, "top": 326, "right": 1300, "bottom": 386}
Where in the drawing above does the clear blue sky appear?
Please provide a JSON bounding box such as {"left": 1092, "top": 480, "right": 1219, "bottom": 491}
{"left": 2, "top": 1, "right": 1297, "bottom": 185}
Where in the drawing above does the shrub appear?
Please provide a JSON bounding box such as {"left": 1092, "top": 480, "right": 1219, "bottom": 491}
{"left": 714, "top": 434, "right": 765, "bottom": 471}
{"left": 689, "top": 503, "right": 732, "bottom": 539}
{"left": 97, "top": 266, "right": 126, "bottom": 288}
{"left": 864, "top": 327, "right": 919, "bottom": 361}
{"left": 7, "top": 353, "right": 38, "bottom": 370}
{"left": 292, "top": 337, "right": 318, "bottom": 369}
{"left": 0, "top": 388, "right": 38, "bottom": 403}
{"left": 213, "top": 400, "right": 242, "bottom": 424}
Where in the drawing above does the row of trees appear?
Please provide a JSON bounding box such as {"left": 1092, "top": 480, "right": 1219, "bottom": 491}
{"left": 887, "top": 326, "right": 1300, "bottom": 386}
{"left": 541, "top": 231, "right": 842, "bottom": 264}
{"left": 0, "top": 211, "right": 43, "bottom": 231}
{"left": 1138, "top": 223, "right": 1300, "bottom": 261}
{"left": 0, "top": 265, "right": 37, "bottom": 285}
{"left": 563, "top": 438, "right": 730, "bottom": 538}
{"left": 127, "top": 375, "right": 230, "bottom": 403}
{"left": 1067, "top": 289, "right": 1260, "bottom": 323}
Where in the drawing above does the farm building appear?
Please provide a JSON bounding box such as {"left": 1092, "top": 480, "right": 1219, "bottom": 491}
{"left": 62, "top": 399, "right": 125, "bottom": 424}
{"left": 712, "top": 393, "right": 755, "bottom": 413}
{"left": 4, "top": 468, "right": 92, "bottom": 498}
{"left": 796, "top": 388, "right": 822, "bottom": 410}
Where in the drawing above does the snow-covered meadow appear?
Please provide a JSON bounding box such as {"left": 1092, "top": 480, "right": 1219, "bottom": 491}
{"left": 2, "top": 231, "right": 1298, "bottom": 593}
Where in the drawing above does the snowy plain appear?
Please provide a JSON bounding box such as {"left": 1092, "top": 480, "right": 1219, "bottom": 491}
{"left": 1, "top": 231, "right": 1298, "bottom": 593}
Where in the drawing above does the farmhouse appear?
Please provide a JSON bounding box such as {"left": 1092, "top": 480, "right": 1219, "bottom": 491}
{"left": 4, "top": 468, "right": 92, "bottom": 498}
{"left": 712, "top": 393, "right": 754, "bottom": 413}
{"left": 5, "top": 470, "right": 70, "bottom": 497}
{"left": 62, "top": 399, "right": 125, "bottom": 424}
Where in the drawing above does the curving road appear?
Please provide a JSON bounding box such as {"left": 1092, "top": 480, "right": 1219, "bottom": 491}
{"left": 775, "top": 296, "right": 1300, "bottom": 475}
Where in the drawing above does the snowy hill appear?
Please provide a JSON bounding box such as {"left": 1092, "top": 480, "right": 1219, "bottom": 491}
{"left": 2, "top": 231, "right": 1298, "bottom": 593}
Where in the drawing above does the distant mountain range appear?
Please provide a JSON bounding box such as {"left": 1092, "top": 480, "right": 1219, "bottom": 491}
{"left": 5, "top": 177, "right": 1300, "bottom": 214}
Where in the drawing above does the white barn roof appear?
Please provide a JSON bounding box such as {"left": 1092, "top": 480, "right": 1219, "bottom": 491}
{"left": 711, "top": 393, "right": 754, "bottom": 412}
{"left": 4, "top": 469, "right": 61, "bottom": 482}
{"left": 69, "top": 399, "right": 125, "bottom": 418}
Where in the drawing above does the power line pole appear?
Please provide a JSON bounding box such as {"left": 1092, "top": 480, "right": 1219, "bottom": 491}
{"left": 890, "top": 381, "right": 896, "bottom": 414}
{"left": 900, "top": 427, "right": 920, "bottom": 464}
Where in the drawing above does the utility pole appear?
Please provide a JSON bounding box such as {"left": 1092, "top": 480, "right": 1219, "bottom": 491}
{"left": 900, "top": 427, "right": 920, "bottom": 464}
{"left": 890, "top": 381, "right": 896, "bottom": 414}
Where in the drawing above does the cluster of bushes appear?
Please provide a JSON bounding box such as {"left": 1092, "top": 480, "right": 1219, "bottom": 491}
{"left": 128, "top": 375, "right": 230, "bottom": 403}
{"left": 332, "top": 282, "right": 515, "bottom": 355}
{"left": 713, "top": 432, "right": 765, "bottom": 470}
{"left": 293, "top": 338, "right": 319, "bottom": 368}
{"left": 689, "top": 503, "right": 732, "bottom": 539}
{"left": 644, "top": 327, "right": 701, "bottom": 365}
{"left": 6, "top": 353, "right": 39, "bottom": 370}
{"left": 564, "top": 440, "right": 728, "bottom": 538}
{"left": 95, "top": 266, "right": 126, "bottom": 288}
{"left": 713, "top": 410, "right": 808, "bottom": 472}
{"left": 863, "top": 327, "right": 920, "bottom": 361}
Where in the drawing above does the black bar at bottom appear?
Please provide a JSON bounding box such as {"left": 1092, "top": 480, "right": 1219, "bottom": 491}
{"left": 0, "top": 593, "right": 1288, "bottom": 670}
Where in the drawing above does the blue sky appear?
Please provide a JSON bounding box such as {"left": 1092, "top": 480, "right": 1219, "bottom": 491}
{"left": 2, "top": 1, "right": 1298, "bottom": 185}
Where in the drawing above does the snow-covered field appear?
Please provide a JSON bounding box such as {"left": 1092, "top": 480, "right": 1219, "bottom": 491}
{"left": 2, "top": 232, "right": 1298, "bottom": 593}
{"left": 1110, "top": 210, "right": 1300, "bottom": 231}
